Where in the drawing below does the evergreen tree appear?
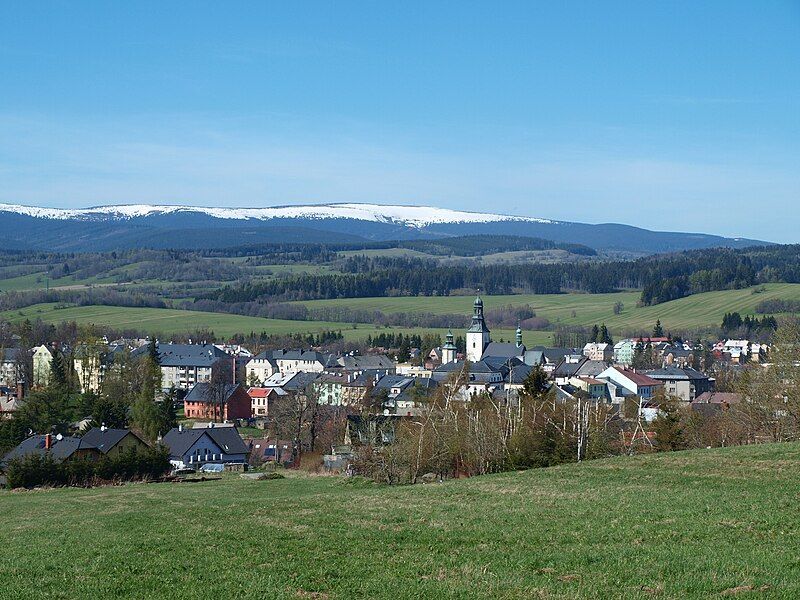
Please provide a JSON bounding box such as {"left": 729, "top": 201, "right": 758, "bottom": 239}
{"left": 132, "top": 339, "right": 164, "bottom": 441}
{"left": 522, "top": 365, "right": 548, "bottom": 398}
{"left": 50, "top": 349, "right": 70, "bottom": 391}
{"left": 653, "top": 320, "right": 664, "bottom": 338}
{"left": 159, "top": 386, "right": 179, "bottom": 433}
{"left": 590, "top": 324, "right": 599, "bottom": 343}
{"left": 599, "top": 323, "right": 612, "bottom": 344}
{"left": 653, "top": 395, "right": 687, "bottom": 452}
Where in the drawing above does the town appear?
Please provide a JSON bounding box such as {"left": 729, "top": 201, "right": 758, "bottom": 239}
{"left": 0, "top": 295, "right": 778, "bottom": 486}
{"left": 2, "top": 3, "right": 798, "bottom": 597}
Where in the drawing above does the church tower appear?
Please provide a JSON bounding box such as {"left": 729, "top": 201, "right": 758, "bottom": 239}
{"left": 466, "top": 296, "right": 491, "bottom": 362}
{"left": 442, "top": 329, "right": 457, "bottom": 364}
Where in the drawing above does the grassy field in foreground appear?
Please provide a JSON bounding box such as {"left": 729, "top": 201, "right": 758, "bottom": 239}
{"left": 1, "top": 443, "right": 798, "bottom": 599}
{"left": 294, "top": 283, "right": 800, "bottom": 333}
{"left": 0, "top": 303, "right": 553, "bottom": 344}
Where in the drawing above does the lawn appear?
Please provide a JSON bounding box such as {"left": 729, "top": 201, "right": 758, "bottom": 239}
{"left": 1, "top": 442, "right": 798, "bottom": 598}
{"left": 0, "top": 303, "right": 553, "bottom": 345}
{"left": 293, "top": 283, "right": 800, "bottom": 334}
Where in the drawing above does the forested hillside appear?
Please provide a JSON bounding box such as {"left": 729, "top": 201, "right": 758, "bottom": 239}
{"left": 206, "top": 244, "right": 800, "bottom": 306}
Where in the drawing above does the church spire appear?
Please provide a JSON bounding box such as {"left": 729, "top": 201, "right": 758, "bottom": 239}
{"left": 466, "top": 294, "right": 491, "bottom": 362}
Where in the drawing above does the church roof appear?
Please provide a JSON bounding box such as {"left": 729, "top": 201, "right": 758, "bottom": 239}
{"left": 482, "top": 342, "right": 525, "bottom": 360}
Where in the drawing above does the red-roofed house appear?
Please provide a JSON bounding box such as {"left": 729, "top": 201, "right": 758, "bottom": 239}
{"left": 246, "top": 387, "right": 284, "bottom": 417}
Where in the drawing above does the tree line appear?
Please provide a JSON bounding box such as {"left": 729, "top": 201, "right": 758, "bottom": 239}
{"left": 204, "top": 244, "right": 800, "bottom": 306}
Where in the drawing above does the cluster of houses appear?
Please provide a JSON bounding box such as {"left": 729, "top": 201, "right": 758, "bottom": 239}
{"left": 0, "top": 422, "right": 252, "bottom": 484}
{"left": 0, "top": 297, "right": 763, "bottom": 425}
{"left": 0, "top": 296, "right": 765, "bottom": 478}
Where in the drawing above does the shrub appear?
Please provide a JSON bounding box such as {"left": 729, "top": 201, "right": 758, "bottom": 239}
{"left": 4, "top": 446, "right": 171, "bottom": 489}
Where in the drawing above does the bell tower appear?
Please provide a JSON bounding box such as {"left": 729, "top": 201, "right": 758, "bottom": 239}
{"left": 442, "top": 329, "right": 457, "bottom": 364}
{"left": 466, "top": 296, "right": 491, "bottom": 362}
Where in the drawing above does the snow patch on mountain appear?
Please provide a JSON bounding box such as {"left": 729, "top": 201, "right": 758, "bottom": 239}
{"left": 0, "top": 202, "right": 556, "bottom": 228}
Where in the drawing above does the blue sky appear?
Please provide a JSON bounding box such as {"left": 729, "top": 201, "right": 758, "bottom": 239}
{"left": 1, "top": 1, "right": 798, "bottom": 241}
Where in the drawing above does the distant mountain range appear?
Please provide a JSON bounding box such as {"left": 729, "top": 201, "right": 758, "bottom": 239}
{"left": 0, "top": 202, "right": 767, "bottom": 254}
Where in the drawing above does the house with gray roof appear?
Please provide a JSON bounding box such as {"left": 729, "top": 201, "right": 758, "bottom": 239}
{"left": 161, "top": 425, "right": 249, "bottom": 470}
{"left": 645, "top": 366, "right": 712, "bottom": 402}
{"left": 132, "top": 343, "right": 230, "bottom": 391}
{"left": 81, "top": 427, "right": 149, "bottom": 457}
{"left": 2, "top": 434, "right": 102, "bottom": 470}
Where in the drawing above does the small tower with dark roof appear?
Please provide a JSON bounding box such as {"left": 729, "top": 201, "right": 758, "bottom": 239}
{"left": 516, "top": 324, "right": 523, "bottom": 348}
{"left": 442, "top": 328, "right": 457, "bottom": 364}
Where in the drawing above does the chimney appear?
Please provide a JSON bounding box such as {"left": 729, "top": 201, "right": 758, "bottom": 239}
{"left": 15, "top": 380, "right": 24, "bottom": 400}
{"left": 178, "top": 423, "right": 183, "bottom": 433}
{"left": 45, "top": 433, "right": 52, "bottom": 449}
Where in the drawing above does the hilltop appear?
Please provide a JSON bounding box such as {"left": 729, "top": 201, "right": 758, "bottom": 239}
{"left": 0, "top": 202, "right": 766, "bottom": 253}
{"left": 1, "top": 442, "right": 798, "bottom": 599}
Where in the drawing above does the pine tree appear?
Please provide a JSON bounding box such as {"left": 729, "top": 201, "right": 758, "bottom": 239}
{"left": 50, "top": 349, "right": 69, "bottom": 391}
{"left": 590, "top": 324, "right": 599, "bottom": 343}
{"left": 653, "top": 320, "right": 664, "bottom": 338}
{"left": 132, "top": 339, "right": 164, "bottom": 441}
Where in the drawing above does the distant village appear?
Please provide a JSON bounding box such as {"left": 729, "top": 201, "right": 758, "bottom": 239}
{"left": 0, "top": 296, "right": 773, "bottom": 482}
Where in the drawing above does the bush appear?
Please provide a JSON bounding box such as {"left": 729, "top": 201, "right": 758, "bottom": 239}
{"left": 4, "top": 446, "right": 171, "bottom": 489}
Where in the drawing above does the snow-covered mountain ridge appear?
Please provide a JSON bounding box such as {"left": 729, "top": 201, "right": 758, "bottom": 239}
{"left": 0, "top": 202, "right": 555, "bottom": 228}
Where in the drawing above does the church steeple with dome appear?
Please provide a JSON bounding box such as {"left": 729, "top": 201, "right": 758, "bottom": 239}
{"left": 442, "top": 328, "right": 457, "bottom": 364}
{"left": 466, "top": 295, "right": 491, "bottom": 362}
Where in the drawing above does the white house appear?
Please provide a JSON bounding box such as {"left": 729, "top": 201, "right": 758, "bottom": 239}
{"left": 583, "top": 342, "right": 612, "bottom": 362}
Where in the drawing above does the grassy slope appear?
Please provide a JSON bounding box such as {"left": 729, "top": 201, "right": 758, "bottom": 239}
{"left": 0, "top": 303, "right": 553, "bottom": 344}
{"left": 1, "top": 443, "right": 798, "bottom": 599}
{"left": 295, "top": 283, "right": 800, "bottom": 333}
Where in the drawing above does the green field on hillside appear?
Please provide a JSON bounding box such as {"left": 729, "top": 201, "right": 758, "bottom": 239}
{"left": 0, "top": 271, "right": 120, "bottom": 292}
{"left": 1, "top": 443, "right": 798, "bottom": 598}
{"left": 0, "top": 303, "right": 553, "bottom": 344}
{"left": 295, "top": 283, "right": 800, "bottom": 334}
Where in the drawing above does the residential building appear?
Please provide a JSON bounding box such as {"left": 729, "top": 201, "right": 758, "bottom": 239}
{"left": 162, "top": 425, "right": 249, "bottom": 470}
{"left": 645, "top": 366, "right": 712, "bottom": 403}
{"left": 337, "top": 354, "right": 395, "bottom": 373}
{"left": 722, "top": 340, "right": 750, "bottom": 363}
{"left": 0, "top": 388, "right": 22, "bottom": 420}
{"left": 244, "top": 352, "right": 278, "bottom": 385}
{"left": 133, "top": 343, "right": 230, "bottom": 391}
{"left": 596, "top": 366, "right": 663, "bottom": 401}
{"left": 583, "top": 342, "right": 612, "bottom": 362}
{"left": 2, "top": 434, "right": 102, "bottom": 469}
{"left": 612, "top": 339, "right": 636, "bottom": 366}
{"left": 245, "top": 349, "right": 337, "bottom": 383}
{"left": 32, "top": 345, "right": 53, "bottom": 388}
{"left": 569, "top": 377, "right": 610, "bottom": 401}
{"left": 81, "top": 427, "right": 150, "bottom": 457}
{"left": 183, "top": 382, "right": 252, "bottom": 421}
{"left": 0, "top": 348, "right": 24, "bottom": 388}
{"left": 247, "top": 387, "right": 283, "bottom": 417}
{"left": 314, "top": 373, "right": 347, "bottom": 406}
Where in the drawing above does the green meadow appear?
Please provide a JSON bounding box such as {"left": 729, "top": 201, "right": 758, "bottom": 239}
{"left": 1, "top": 442, "right": 798, "bottom": 599}
{"left": 295, "top": 283, "right": 800, "bottom": 334}
{"left": 0, "top": 303, "right": 552, "bottom": 344}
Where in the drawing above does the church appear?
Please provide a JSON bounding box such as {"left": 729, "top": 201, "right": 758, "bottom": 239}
{"left": 433, "top": 296, "right": 532, "bottom": 398}
{"left": 455, "top": 296, "right": 527, "bottom": 363}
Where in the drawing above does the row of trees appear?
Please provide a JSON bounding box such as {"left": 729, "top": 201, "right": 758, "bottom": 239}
{"left": 206, "top": 244, "right": 800, "bottom": 306}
